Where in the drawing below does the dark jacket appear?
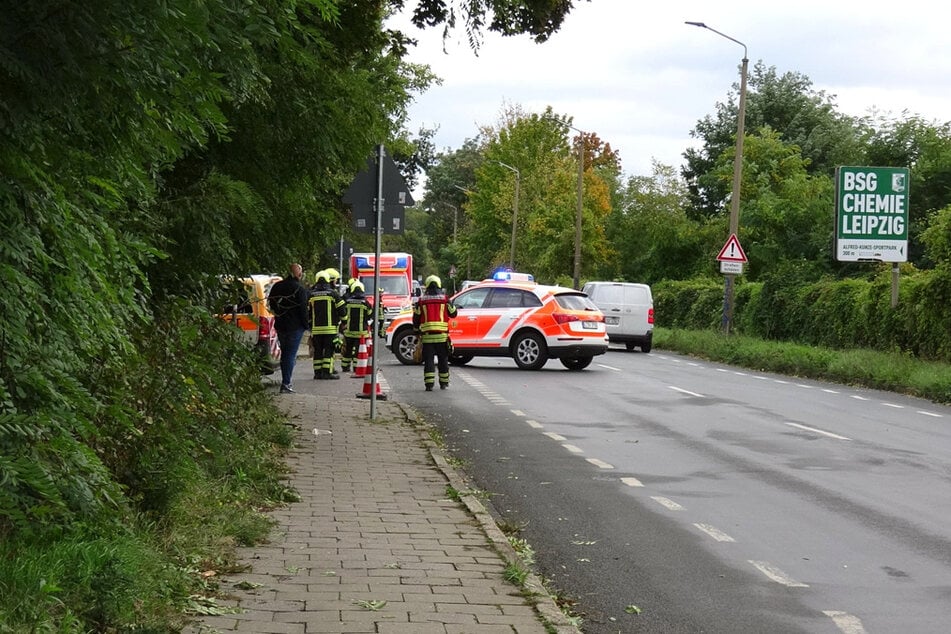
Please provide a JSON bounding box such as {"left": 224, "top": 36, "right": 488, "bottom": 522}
{"left": 268, "top": 275, "right": 310, "bottom": 333}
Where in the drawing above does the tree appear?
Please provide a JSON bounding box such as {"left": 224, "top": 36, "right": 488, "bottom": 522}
{"left": 683, "top": 62, "right": 862, "bottom": 220}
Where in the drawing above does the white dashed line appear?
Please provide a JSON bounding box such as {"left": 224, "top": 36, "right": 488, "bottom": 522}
{"left": 596, "top": 363, "right": 623, "bottom": 371}
{"left": 543, "top": 432, "right": 567, "bottom": 442}
{"left": 795, "top": 383, "right": 815, "bottom": 389}
{"left": 733, "top": 371, "right": 748, "bottom": 376}
{"left": 651, "top": 496, "right": 684, "bottom": 511}
{"left": 620, "top": 477, "right": 644, "bottom": 487}
{"left": 716, "top": 368, "right": 729, "bottom": 373}
{"left": 918, "top": 410, "right": 943, "bottom": 418}
{"left": 526, "top": 420, "right": 543, "bottom": 429}
{"left": 823, "top": 610, "right": 868, "bottom": 634}
{"left": 882, "top": 402, "right": 904, "bottom": 409}
{"left": 669, "top": 386, "right": 704, "bottom": 398}
{"left": 562, "top": 444, "right": 584, "bottom": 454}
{"left": 754, "top": 376, "right": 770, "bottom": 381}
{"left": 850, "top": 395, "right": 869, "bottom": 401}
{"left": 694, "top": 523, "right": 736, "bottom": 542}
{"left": 785, "top": 423, "right": 851, "bottom": 441}
{"left": 822, "top": 389, "right": 840, "bottom": 394}
{"left": 586, "top": 458, "right": 614, "bottom": 469}
{"left": 510, "top": 409, "right": 526, "bottom": 417}
{"left": 748, "top": 560, "right": 809, "bottom": 587}
{"left": 774, "top": 379, "right": 789, "bottom": 384}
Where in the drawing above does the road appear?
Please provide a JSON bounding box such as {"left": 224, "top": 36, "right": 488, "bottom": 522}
{"left": 378, "top": 345, "right": 951, "bottom": 634}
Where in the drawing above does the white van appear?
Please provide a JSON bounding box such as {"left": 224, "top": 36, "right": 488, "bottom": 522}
{"left": 581, "top": 281, "right": 654, "bottom": 352}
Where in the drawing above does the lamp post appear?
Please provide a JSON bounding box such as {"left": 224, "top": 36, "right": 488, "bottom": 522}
{"left": 686, "top": 21, "right": 748, "bottom": 334}
{"left": 443, "top": 202, "right": 458, "bottom": 242}
{"left": 493, "top": 160, "right": 521, "bottom": 269}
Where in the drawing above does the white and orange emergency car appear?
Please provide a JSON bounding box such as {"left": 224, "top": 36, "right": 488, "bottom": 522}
{"left": 384, "top": 272, "right": 609, "bottom": 371}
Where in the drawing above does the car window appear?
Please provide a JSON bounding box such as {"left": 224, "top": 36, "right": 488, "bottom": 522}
{"left": 487, "top": 288, "right": 540, "bottom": 308}
{"left": 624, "top": 286, "right": 649, "bottom": 303}
{"left": 555, "top": 292, "right": 600, "bottom": 311}
{"left": 453, "top": 287, "right": 491, "bottom": 309}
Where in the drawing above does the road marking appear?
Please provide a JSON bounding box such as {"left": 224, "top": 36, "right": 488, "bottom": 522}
{"left": 850, "top": 395, "right": 869, "bottom": 401}
{"left": 669, "top": 386, "right": 704, "bottom": 398}
{"left": 586, "top": 458, "right": 614, "bottom": 470}
{"left": 510, "top": 409, "right": 526, "bottom": 417}
{"left": 733, "top": 371, "right": 748, "bottom": 376}
{"left": 823, "top": 610, "right": 868, "bottom": 634}
{"left": 753, "top": 376, "right": 770, "bottom": 381}
{"left": 822, "top": 388, "right": 840, "bottom": 394}
{"left": 543, "top": 432, "right": 567, "bottom": 442}
{"left": 687, "top": 362, "right": 700, "bottom": 367}
{"left": 785, "top": 423, "right": 851, "bottom": 441}
{"left": 694, "top": 523, "right": 735, "bottom": 542}
{"left": 795, "top": 383, "right": 815, "bottom": 389}
{"left": 596, "top": 363, "right": 622, "bottom": 371}
{"left": 562, "top": 444, "right": 584, "bottom": 454}
{"left": 748, "top": 560, "right": 809, "bottom": 587}
{"left": 620, "top": 477, "right": 644, "bottom": 487}
{"left": 774, "top": 379, "right": 789, "bottom": 384}
{"left": 917, "top": 410, "right": 943, "bottom": 418}
{"left": 526, "top": 420, "right": 543, "bottom": 429}
{"left": 882, "top": 402, "right": 904, "bottom": 409}
{"left": 651, "top": 496, "right": 684, "bottom": 511}
{"left": 716, "top": 368, "right": 729, "bottom": 373}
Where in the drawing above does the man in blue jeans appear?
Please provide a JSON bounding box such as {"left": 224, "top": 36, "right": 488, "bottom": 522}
{"left": 268, "top": 263, "right": 310, "bottom": 393}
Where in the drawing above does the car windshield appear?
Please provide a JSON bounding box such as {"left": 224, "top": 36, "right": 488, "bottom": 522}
{"left": 360, "top": 274, "right": 409, "bottom": 296}
{"left": 555, "top": 292, "right": 600, "bottom": 312}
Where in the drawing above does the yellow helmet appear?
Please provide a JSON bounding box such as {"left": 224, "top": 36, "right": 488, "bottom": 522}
{"left": 315, "top": 269, "right": 328, "bottom": 283}
{"left": 351, "top": 280, "right": 365, "bottom": 292}
{"left": 325, "top": 267, "right": 340, "bottom": 282}
{"left": 425, "top": 275, "right": 441, "bottom": 289}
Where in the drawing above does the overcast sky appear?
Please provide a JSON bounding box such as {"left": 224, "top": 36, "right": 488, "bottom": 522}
{"left": 387, "top": 0, "right": 951, "bottom": 184}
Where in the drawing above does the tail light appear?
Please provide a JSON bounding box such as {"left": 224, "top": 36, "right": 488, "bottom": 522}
{"left": 648, "top": 308, "right": 655, "bottom": 324}
{"left": 552, "top": 313, "right": 579, "bottom": 324}
{"left": 258, "top": 316, "right": 275, "bottom": 342}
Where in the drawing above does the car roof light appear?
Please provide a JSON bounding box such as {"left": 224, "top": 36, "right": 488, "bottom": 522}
{"left": 491, "top": 270, "right": 535, "bottom": 282}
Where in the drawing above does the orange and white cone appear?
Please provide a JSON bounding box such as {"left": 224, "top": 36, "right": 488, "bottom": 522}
{"left": 352, "top": 336, "right": 369, "bottom": 378}
{"left": 356, "top": 365, "right": 386, "bottom": 400}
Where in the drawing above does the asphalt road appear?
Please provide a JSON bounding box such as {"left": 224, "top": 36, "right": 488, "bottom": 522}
{"left": 380, "top": 345, "right": 951, "bottom": 634}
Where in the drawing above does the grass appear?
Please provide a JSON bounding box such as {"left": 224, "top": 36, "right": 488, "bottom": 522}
{"left": 654, "top": 327, "right": 951, "bottom": 404}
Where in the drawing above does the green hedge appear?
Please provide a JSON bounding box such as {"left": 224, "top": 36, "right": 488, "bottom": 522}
{"left": 653, "top": 266, "right": 951, "bottom": 363}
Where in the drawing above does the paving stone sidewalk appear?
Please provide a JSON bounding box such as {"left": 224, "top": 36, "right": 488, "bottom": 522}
{"left": 187, "top": 368, "right": 581, "bottom": 634}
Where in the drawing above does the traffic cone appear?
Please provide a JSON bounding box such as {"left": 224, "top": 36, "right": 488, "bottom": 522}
{"left": 356, "top": 364, "right": 387, "bottom": 400}
{"left": 352, "top": 336, "right": 369, "bottom": 378}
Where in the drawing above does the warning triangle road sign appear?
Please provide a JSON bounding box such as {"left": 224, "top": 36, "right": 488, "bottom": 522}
{"left": 716, "top": 234, "right": 748, "bottom": 262}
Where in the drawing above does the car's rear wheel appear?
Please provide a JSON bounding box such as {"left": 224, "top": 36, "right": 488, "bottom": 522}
{"left": 392, "top": 328, "right": 420, "bottom": 365}
{"left": 513, "top": 332, "right": 547, "bottom": 370}
{"left": 560, "top": 356, "right": 592, "bottom": 371}
{"left": 449, "top": 354, "right": 473, "bottom": 366}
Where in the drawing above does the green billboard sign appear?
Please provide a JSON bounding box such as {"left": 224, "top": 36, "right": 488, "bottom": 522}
{"left": 835, "top": 166, "right": 910, "bottom": 262}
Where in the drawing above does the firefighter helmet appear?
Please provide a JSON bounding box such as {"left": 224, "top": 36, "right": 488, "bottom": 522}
{"left": 425, "top": 275, "right": 441, "bottom": 289}
{"left": 325, "top": 268, "right": 340, "bottom": 282}
{"left": 315, "top": 269, "right": 329, "bottom": 283}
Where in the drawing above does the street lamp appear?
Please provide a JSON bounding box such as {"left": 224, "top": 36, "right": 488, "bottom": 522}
{"left": 492, "top": 160, "right": 521, "bottom": 269}
{"left": 686, "top": 21, "right": 748, "bottom": 334}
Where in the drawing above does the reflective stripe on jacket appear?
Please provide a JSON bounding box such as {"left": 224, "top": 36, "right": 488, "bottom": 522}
{"left": 413, "top": 293, "right": 457, "bottom": 343}
{"left": 309, "top": 288, "right": 343, "bottom": 335}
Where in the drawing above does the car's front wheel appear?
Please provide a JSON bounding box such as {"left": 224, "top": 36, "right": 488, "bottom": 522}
{"left": 392, "top": 328, "right": 420, "bottom": 365}
{"left": 512, "top": 332, "right": 547, "bottom": 370}
{"left": 560, "top": 356, "right": 592, "bottom": 371}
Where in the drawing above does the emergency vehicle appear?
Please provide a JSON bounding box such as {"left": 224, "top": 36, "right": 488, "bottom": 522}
{"left": 216, "top": 274, "right": 282, "bottom": 373}
{"left": 349, "top": 252, "right": 414, "bottom": 327}
{"left": 384, "top": 271, "right": 608, "bottom": 370}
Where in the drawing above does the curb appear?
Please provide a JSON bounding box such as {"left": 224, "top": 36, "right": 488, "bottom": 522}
{"left": 397, "top": 403, "right": 583, "bottom": 634}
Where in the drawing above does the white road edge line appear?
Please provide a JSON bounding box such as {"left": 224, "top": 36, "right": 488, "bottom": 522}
{"left": 785, "top": 423, "right": 851, "bottom": 441}
{"left": 596, "top": 363, "right": 622, "bottom": 371}
{"left": 669, "top": 386, "right": 705, "bottom": 398}
{"left": 823, "top": 610, "right": 868, "bottom": 634}
{"left": 651, "top": 496, "right": 684, "bottom": 511}
{"left": 694, "top": 523, "right": 735, "bottom": 542}
{"left": 918, "top": 410, "right": 943, "bottom": 418}
{"left": 620, "top": 477, "right": 644, "bottom": 487}
{"left": 510, "top": 409, "right": 526, "bottom": 417}
{"left": 562, "top": 444, "right": 584, "bottom": 454}
{"left": 586, "top": 458, "right": 614, "bottom": 469}
{"left": 526, "top": 420, "right": 544, "bottom": 429}
{"left": 748, "top": 560, "right": 809, "bottom": 587}
{"left": 882, "top": 402, "right": 904, "bottom": 409}
{"left": 543, "top": 432, "right": 567, "bottom": 442}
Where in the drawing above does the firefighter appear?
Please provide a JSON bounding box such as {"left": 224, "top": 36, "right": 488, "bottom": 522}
{"left": 309, "top": 269, "right": 344, "bottom": 379}
{"left": 340, "top": 280, "right": 373, "bottom": 372}
{"left": 413, "top": 275, "right": 458, "bottom": 391}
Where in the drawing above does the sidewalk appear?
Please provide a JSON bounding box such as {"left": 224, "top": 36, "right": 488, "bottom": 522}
{"left": 187, "top": 359, "right": 581, "bottom": 634}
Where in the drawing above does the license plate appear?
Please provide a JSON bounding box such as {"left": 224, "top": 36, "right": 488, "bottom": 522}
{"left": 582, "top": 321, "right": 598, "bottom": 329}
{"left": 605, "top": 316, "right": 619, "bottom": 325}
